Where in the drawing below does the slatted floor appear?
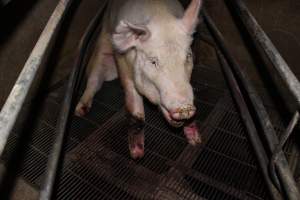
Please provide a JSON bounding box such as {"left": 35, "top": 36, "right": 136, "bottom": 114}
{"left": 1, "top": 58, "right": 274, "bottom": 199}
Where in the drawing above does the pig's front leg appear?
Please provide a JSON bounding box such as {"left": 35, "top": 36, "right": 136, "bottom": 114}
{"left": 75, "top": 65, "right": 105, "bottom": 116}
{"left": 184, "top": 121, "right": 202, "bottom": 145}
{"left": 126, "top": 91, "right": 145, "bottom": 159}
{"left": 127, "top": 114, "right": 145, "bottom": 159}
{"left": 75, "top": 27, "right": 117, "bottom": 117}
{"left": 116, "top": 54, "right": 145, "bottom": 159}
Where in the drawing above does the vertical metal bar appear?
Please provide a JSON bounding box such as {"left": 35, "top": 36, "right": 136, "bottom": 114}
{"left": 202, "top": 10, "right": 300, "bottom": 200}
{"left": 227, "top": 0, "right": 300, "bottom": 187}
{"left": 226, "top": 0, "right": 300, "bottom": 108}
{"left": 216, "top": 49, "right": 282, "bottom": 200}
{"left": 38, "top": 2, "right": 108, "bottom": 200}
{"left": 0, "top": 0, "right": 74, "bottom": 158}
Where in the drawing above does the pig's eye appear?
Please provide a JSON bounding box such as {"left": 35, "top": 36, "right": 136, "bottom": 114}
{"left": 149, "top": 57, "right": 159, "bottom": 68}
{"left": 187, "top": 52, "right": 193, "bottom": 60}
{"left": 185, "top": 52, "right": 193, "bottom": 64}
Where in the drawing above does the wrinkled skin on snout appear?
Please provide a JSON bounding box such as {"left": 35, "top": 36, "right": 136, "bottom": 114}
{"left": 76, "top": 0, "right": 203, "bottom": 159}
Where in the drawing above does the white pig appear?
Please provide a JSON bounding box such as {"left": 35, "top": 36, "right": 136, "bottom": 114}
{"left": 76, "top": 0, "right": 203, "bottom": 159}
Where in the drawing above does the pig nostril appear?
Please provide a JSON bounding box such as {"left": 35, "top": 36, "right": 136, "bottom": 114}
{"left": 171, "top": 112, "right": 181, "bottom": 120}
{"left": 170, "top": 105, "right": 196, "bottom": 120}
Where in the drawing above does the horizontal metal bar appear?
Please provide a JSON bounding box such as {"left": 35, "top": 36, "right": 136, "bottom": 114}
{"left": 0, "top": 0, "right": 74, "bottom": 158}
{"left": 38, "top": 2, "right": 108, "bottom": 200}
{"left": 202, "top": 8, "right": 300, "bottom": 200}
{"left": 227, "top": 0, "right": 300, "bottom": 107}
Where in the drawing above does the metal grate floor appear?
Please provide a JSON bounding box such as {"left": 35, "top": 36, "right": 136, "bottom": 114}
{"left": 1, "top": 61, "right": 272, "bottom": 199}
{"left": 0, "top": 21, "right": 279, "bottom": 198}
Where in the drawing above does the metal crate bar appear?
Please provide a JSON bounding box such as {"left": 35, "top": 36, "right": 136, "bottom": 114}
{"left": 0, "top": 1, "right": 298, "bottom": 200}
{"left": 227, "top": 0, "right": 300, "bottom": 180}
{"left": 226, "top": 0, "right": 300, "bottom": 107}
{"left": 0, "top": 0, "right": 74, "bottom": 162}
{"left": 202, "top": 10, "right": 300, "bottom": 200}
{"left": 38, "top": 2, "right": 108, "bottom": 200}
{"left": 215, "top": 49, "right": 281, "bottom": 200}
{"left": 269, "top": 111, "right": 300, "bottom": 187}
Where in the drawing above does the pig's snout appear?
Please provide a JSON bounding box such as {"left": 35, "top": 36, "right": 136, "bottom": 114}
{"left": 160, "top": 83, "right": 195, "bottom": 126}
{"left": 169, "top": 104, "right": 196, "bottom": 120}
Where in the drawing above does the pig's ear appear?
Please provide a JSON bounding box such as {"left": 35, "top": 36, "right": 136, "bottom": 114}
{"left": 112, "top": 21, "right": 151, "bottom": 52}
{"left": 182, "top": 0, "right": 203, "bottom": 34}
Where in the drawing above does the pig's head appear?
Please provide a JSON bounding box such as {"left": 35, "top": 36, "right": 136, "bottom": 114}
{"left": 112, "top": 0, "right": 202, "bottom": 127}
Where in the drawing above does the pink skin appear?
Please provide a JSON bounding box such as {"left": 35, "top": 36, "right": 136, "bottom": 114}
{"left": 75, "top": 102, "right": 92, "bottom": 117}
{"left": 76, "top": 0, "right": 203, "bottom": 158}
{"left": 160, "top": 106, "right": 196, "bottom": 126}
{"left": 75, "top": 27, "right": 117, "bottom": 117}
{"left": 76, "top": 54, "right": 201, "bottom": 158}
{"left": 115, "top": 54, "right": 146, "bottom": 159}
{"left": 162, "top": 106, "right": 201, "bottom": 146}
{"left": 128, "top": 131, "right": 145, "bottom": 159}
{"left": 170, "top": 107, "right": 196, "bottom": 121}
{"left": 184, "top": 121, "right": 201, "bottom": 145}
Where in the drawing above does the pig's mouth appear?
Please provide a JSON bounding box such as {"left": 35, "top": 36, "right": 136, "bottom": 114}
{"left": 160, "top": 106, "right": 186, "bottom": 128}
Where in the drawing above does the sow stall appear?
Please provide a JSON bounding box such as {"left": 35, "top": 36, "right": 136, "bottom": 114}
{"left": 0, "top": 0, "right": 299, "bottom": 199}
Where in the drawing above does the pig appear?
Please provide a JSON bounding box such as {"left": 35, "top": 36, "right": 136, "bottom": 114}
{"left": 75, "top": 0, "right": 203, "bottom": 159}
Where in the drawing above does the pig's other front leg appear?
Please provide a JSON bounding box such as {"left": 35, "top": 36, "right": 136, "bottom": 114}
{"left": 116, "top": 55, "right": 145, "bottom": 159}
{"left": 184, "top": 121, "right": 201, "bottom": 145}
{"left": 75, "top": 27, "right": 117, "bottom": 117}
{"left": 75, "top": 65, "right": 105, "bottom": 117}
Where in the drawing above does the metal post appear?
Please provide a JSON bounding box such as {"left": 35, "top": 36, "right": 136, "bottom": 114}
{"left": 202, "top": 10, "right": 300, "bottom": 200}
{"left": 0, "top": 0, "right": 74, "bottom": 159}
{"left": 38, "top": 2, "right": 108, "bottom": 200}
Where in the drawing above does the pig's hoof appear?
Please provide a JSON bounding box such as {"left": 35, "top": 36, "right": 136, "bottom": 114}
{"left": 184, "top": 122, "right": 202, "bottom": 145}
{"left": 130, "top": 144, "right": 144, "bottom": 159}
{"left": 75, "top": 101, "right": 91, "bottom": 117}
{"left": 128, "top": 132, "right": 145, "bottom": 159}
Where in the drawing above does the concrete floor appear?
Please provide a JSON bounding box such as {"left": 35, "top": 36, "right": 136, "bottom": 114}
{"left": 0, "top": 0, "right": 300, "bottom": 199}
